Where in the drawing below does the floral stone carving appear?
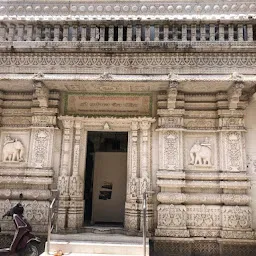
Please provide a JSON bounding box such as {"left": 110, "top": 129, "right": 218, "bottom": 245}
{"left": 2, "top": 135, "right": 25, "bottom": 162}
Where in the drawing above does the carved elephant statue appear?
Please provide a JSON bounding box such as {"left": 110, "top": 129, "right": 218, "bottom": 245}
{"left": 194, "top": 145, "right": 212, "bottom": 166}
{"left": 2, "top": 140, "right": 25, "bottom": 162}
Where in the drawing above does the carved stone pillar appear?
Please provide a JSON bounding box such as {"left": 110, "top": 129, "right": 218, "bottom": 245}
{"left": 68, "top": 121, "right": 84, "bottom": 230}
{"left": 156, "top": 83, "right": 189, "bottom": 237}
{"left": 156, "top": 127, "right": 188, "bottom": 237}
{"left": 125, "top": 122, "right": 140, "bottom": 232}
{"left": 218, "top": 110, "right": 254, "bottom": 239}
{"left": 58, "top": 117, "right": 74, "bottom": 230}
{"left": 139, "top": 121, "right": 153, "bottom": 232}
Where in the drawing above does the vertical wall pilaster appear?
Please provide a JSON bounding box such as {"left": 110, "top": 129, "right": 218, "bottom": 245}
{"left": 156, "top": 80, "right": 189, "bottom": 237}
{"left": 218, "top": 108, "right": 254, "bottom": 239}
{"left": 58, "top": 117, "right": 74, "bottom": 230}
{"left": 139, "top": 121, "right": 153, "bottom": 232}
{"left": 68, "top": 121, "right": 84, "bottom": 229}
{"left": 125, "top": 122, "right": 140, "bottom": 232}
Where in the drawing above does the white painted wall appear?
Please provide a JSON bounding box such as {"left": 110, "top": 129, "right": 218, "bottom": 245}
{"left": 245, "top": 94, "right": 256, "bottom": 229}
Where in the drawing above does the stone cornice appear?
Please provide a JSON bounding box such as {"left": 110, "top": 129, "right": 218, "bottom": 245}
{"left": 0, "top": 41, "right": 255, "bottom": 54}
{"left": 0, "top": 1, "right": 255, "bottom": 21}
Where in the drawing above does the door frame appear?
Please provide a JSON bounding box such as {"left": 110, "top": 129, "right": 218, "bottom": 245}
{"left": 58, "top": 116, "right": 155, "bottom": 233}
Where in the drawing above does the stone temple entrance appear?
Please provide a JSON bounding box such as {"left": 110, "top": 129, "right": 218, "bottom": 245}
{"left": 57, "top": 116, "right": 155, "bottom": 233}
{"left": 84, "top": 131, "right": 128, "bottom": 226}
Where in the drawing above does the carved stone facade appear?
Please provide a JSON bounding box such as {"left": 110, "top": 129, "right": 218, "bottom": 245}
{"left": 0, "top": 0, "right": 255, "bottom": 255}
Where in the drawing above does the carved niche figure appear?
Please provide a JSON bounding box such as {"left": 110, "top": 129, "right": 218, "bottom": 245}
{"left": 2, "top": 135, "right": 25, "bottom": 162}
{"left": 190, "top": 137, "right": 212, "bottom": 166}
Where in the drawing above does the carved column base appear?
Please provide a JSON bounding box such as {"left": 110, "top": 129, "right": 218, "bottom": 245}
{"left": 57, "top": 200, "right": 69, "bottom": 230}
{"left": 139, "top": 203, "right": 154, "bottom": 232}
{"left": 124, "top": 202, "right": 140, "bottom": 232}
{"left": 155, "top": 228, "right": 190, "bottom": 238}
{"left": 67, "top": 200, "right": 84, "bottom": 230}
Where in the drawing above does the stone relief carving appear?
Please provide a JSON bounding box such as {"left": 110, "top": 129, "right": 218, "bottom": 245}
{"left": 0, "top": 199, "right": 49, "bottom": 232}
{"left": 1, "top": 52, "right": 255, "bottom": 75}
{"left": 222, "top": 206, "right": 252, "bottom": 230}
{"left": 2, "top": 135, "right": 25, "bottom": 162}
{"left": 226, "top": 132, "right": 243, "bottom": 172}
{"left": 156, "top": 204, "right": 190, "bottom": 237}
{"left": 189, "top": 137, "right": 212, "bottom": 166}
{"left": 157, "top": 204, "right": 187, "bottom": 228}
{"left": 69, "top": 176, "right": 83, "bottom": 198}
{"left": 163, "top": 131, "right": 179, "bottom": 170}
{"left": 187, "top": 205, "right": 221, "bottom": 230}
{"left": 127, "top": 177, "right": 138, "bottom": 200}
{"left": 30, "top": 129, "right": 51, "bottom": 168}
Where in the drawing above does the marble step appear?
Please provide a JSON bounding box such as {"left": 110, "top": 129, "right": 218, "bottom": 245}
{"left": 41, "top": 233, "right": 149, "bottom": 256}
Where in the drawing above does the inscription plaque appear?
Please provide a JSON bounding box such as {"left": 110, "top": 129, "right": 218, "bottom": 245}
{"left": 65, "top": 93, "right": 152, "bottom": 116}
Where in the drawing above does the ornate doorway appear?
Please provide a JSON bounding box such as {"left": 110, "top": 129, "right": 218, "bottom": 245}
{"left": 84, "top": 131, "right": 128, "bottom": 226}
{"left": 57, "top": 116, "right": 155, "bottom": 234}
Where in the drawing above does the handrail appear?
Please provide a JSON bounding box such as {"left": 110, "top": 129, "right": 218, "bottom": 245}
{"left": 142, "top": 191, "right": 155, "bottom": 256}
{"left": 47, "top": 189, "right": 59, "bottom": 255}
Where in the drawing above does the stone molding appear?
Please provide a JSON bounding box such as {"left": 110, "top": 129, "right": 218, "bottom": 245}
{"left": 0, "top": 0, "right": 255, "bottom": 21}
{"left": 157, "top": 192, "right": 250, "bottom": 205}
{"left": 0, "top": 53, "right": 256, "bottom": 75}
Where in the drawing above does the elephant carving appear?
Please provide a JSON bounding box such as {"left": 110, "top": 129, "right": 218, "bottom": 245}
{"left": 190, "top": 138, "right": 212, "bottom": 166}
{"left": 2, "top": 137, "right": 25, "bottom": 162}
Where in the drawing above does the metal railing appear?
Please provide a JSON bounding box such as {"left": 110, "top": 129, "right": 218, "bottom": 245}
{"left": 46, "top": 189, "right": 59, "bottom": 255}
{"left": 142, "top": 191, "right": 155, "bottom": 256}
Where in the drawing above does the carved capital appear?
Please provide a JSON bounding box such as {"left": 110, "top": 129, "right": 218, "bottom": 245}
{"left": 228, "top": 82, "right": 244, "bottom": 110}
{"left": 167, "top": 81, "right": 179, "bottom": 110}
{"left": 33, "top": 81, "right": 49, "bottom": 108}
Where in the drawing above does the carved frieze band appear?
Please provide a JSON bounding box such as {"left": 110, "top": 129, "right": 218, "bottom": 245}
{"left": 0, "top": 53, "right": 255, "bottom": 74}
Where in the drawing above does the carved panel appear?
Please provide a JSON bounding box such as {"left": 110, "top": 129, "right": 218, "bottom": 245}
{"left": 0, "top": 131, "right": 30, "bottom": 164}
{"left": 225, "top": 132, "right": 244, "bottom": 172}
{"left": 222, "top": 206, "right": 252, "bottom": 230}
{"left": 69, "top": 175, "right": 83, "bottom": 199}
{"left": 187, "top": 205, "right": 221, "bottom": 229}
{"left": 184, "top": 133, "right": 217, "bottom": 171}
{"left": 157, "top": 204, "right": 187, "bottom": 228}
{"left": 0, "top": 199, "right": 49, "bottom": 232}
{"left": 29, "top": 128, "right": 53, "bottom": 168}
{"left": 159, "top": 131, "right": 180, "bottom": 170}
